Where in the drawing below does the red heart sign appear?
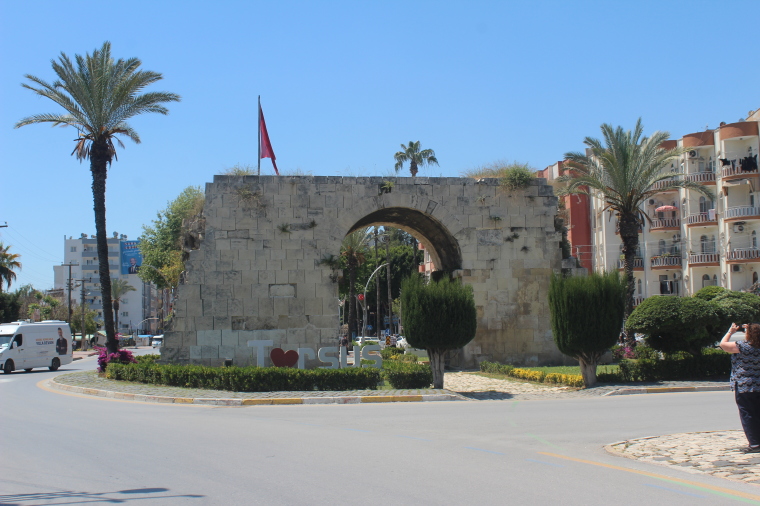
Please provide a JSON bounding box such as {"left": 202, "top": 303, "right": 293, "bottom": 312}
{"left": 270, "top": 348, "right": 299, "bottom": 368}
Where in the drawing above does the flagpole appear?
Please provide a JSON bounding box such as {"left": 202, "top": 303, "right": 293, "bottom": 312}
{"left": 257, "top": 95, "right": 261, "bottom": 176}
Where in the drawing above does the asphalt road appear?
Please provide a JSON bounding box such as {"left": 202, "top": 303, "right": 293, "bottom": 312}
{"left": 1, "top": 353, "right": 758, "bottom": 505}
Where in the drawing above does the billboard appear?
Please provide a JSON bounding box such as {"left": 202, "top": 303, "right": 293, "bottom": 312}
{"left": 120, "top": 241, "right": 143, "bottom": 275}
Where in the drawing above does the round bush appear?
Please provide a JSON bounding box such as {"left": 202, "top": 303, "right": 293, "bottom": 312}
{"left": 625, "top": 296, "right": 719, "bottom": 355}
{"left": 692, "top": 286, "right": 728, "bottom": 301}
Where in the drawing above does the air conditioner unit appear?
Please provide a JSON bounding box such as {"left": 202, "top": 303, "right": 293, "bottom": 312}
{"left": 732, "top": 264, "right": 745, "bottom": 273}
{"left": 734, "top": 224, "right": 746, "bottom": 233}
{"left": 689, "top": 150, "right": 699, "bottom": 158}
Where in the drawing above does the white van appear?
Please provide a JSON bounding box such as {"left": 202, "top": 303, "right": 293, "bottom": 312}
{"left": 0, "top": 320, "right": 74, "bottom": 374}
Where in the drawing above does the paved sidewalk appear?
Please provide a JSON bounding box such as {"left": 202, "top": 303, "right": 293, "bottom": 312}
{"left": 443, "top": 371, "right": 729, "bottom": 400}
{"left": 606, "top": 431, "right": 760, "bottom": 485}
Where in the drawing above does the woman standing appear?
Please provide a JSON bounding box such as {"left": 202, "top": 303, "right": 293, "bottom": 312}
{"left": 720, "top": 322, "right": 760, "bottom": 453}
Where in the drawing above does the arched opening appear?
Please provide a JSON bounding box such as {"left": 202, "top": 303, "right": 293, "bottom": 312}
{"left": 340, "top": 207, "right": 464, "bottom": 341}
{"left": 347, "top": 207, "right": 463, "bottom": 272}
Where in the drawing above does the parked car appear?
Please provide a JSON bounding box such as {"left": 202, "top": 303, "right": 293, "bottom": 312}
{"left": 396, "top": 336, "right": 409, "bottom": 349}
{"left": 152, "top": 335, "right": 164, "bottom": 348}
{"left": 356, "top": 336, "right": 379, "bottom": 345}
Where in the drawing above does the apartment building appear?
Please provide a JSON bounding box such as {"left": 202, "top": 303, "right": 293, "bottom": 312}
{"left": 545, "top": 109, "right": 760, "bottom": 306}
{"left": 52, "top": 233, "right": 158, "bottom": 333}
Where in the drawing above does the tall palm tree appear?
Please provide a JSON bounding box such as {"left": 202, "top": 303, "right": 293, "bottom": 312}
{"left": 0, "top": 243, "right": 22, "bottom": 293}
{"left": 111, "top": 279, "right": 137, "bottom": 334}
{"left": 341, "top": 228, "right": 371, "bottom": 339}
{"left": 15, "top": 42, "right": 180, "bottom": 353}
{"left": 394, "top": 141, "right": 439, "bottom": 177}
{"left": 558, "top": 118, "right": 713, "bottom": 322}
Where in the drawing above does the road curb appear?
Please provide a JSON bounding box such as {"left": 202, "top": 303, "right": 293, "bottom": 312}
{"left": 603, "top": 385, "right": 730, "bottom": 396}
{"left": 46, "top": 378, "right": 461, "bottom": 405}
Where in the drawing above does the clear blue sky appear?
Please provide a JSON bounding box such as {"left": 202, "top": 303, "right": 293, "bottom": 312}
{"left": 1, "top": 0, "right": 758, "bottom": 290}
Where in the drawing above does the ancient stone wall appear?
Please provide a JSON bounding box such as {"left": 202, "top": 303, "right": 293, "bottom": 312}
{"left": 161, "top": 175, "right": 564, "bottom": 368}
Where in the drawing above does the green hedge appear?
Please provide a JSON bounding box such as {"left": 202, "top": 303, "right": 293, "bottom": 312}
{"left": 135, "top": 354, "right": 160, "bottom": 364}
{"left": 480, "top": 350, "right": 730, "bottom": 385}
{"left": 105, "top": 362, "right": 382, "bottom": 391}
{"left": 382, "top": 361, "right": 433, "bottom": 388}
{"left": 617, "top": 348, "right": 730, "bottom": 382}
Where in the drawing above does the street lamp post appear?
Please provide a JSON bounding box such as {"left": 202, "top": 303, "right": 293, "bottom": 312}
{"left": 135, "top": 317, "right": 159, "bottom": 346}
{"left": 361, "top": 263, "right": 388, "bottom": 341}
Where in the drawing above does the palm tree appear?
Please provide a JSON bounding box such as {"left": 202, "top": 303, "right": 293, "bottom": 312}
{"left": 394, "top": 141, "right": 439, "bottom": 177}
{"left": 341, "top": 228, "right": 371, "bottom": 339}
{"left": 0, "top": 243, "right": 22, "bottom": 293}
{"left": 558, "top": 118, "right": 713, "bottom": 322}
{"left": 15, "top": 42, "right": 180, "bottom": 353}
{"left": 111, "top": 279, "right": 137, "bottom": 334}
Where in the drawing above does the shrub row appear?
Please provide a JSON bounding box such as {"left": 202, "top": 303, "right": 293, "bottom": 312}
{"left": 479, "top": 362, "right": 585, "bottom": 388}
{"left": 105, "top": 360, "right": 435, "bottom": 391}
{"left": 616, "top": 349, "right": 730, "bottom": 382}
{"left": 383, "top": 361, "right": 433, "bottom": 389}
{"left": 105, "top": 362, "right": 382, "bottom": 392}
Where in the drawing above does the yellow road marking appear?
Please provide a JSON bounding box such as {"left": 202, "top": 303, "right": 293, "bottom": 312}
{"left": 36, "top": 379, "right": 210, "bottom": 407}
{"left": 539, "top": 452, "right": 760, "bottom": 504}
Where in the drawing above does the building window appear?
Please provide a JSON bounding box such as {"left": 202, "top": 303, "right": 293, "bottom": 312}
{"left": 700, "top": 235, "right": 715, "bottom": 254}
{"left": 70, "top": 246, "right": 77, "bottom": 252}
{"left": 637, "top": 279, "right": 642, "bottom": 295}
{"left": 754, "top": 272, "right": 759, "bottom": 285}
{"left": 122, "top": 312, "right": 128, "bottom": 317}
{"left": 753, "top": 231, "right": 758, "bottom": 249}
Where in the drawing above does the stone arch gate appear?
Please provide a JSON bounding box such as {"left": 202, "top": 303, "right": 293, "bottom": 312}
{"left": 162, "top": 175, "right": 564, "bottom": 368}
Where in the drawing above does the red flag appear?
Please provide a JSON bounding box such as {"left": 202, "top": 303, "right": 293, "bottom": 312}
{"left": 259, "top": 105, "right": 279, "bottom": 175}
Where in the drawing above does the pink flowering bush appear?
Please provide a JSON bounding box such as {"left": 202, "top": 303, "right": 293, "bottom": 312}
{"left": 96, "top": 346, "right": 137, "bottom": 373}
{"left": 611, "top": 345, "right": 636, "bottom": 361}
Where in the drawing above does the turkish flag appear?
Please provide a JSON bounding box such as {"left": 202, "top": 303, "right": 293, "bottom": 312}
{"left": 259, "top": 105, "right": 279, "bottom": 175}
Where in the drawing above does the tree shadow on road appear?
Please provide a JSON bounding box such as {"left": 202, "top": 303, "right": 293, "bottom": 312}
{"left": 0, "top": 487, "right": 204, "bottom": 505}
{"left": 454, "top": 391, "right": 515, "bottom": 400}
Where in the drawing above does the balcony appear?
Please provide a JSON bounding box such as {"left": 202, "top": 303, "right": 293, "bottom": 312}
{"left": 617, "top": 258, "right": 644, "bottom": 271}
{"left": 632, "top": 295, "right": 645, "bottom": 308}
{"left": 688, "top": 253, "right": 720, "bottom": 266}
{"left": 649, "top": 218, "right": 680, "bottom": 231}
{"left": 650, "top": 255, "right": 682, "bottom": 269}
{"left": 686, "top": 212, "right": 717, "bottom": 227}
{"left": 721, "top": 165, "right": 758, "bottom": 180}
{"left": 651, "top": 178, "right": 680, "bottom": 191}
{"left": 81, "top": 263, "right": 119, "bottom": 271}
{"left": 726, "top": 248, "right": 760, "bottom": 263}
{"left": 725, "top": 206, "right": 760, "bottom": 221}
{"left": 685, "top": 172, "right": 716, "bottom": 184}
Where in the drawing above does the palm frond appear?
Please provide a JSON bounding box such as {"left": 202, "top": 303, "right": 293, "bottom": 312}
{"left": 16, "top": 41, "right": 181, "bottom": 164}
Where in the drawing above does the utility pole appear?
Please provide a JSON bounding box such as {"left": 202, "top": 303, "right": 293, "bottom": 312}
{"left": 386, "top": 234, "right": 392, "bottom": 335}
{"left": 80, "top": 280, "right": 87, "bottom": 351}
{"left": 62, "top": 262, "right": 78, "bottom": 324}
{"left": 374, "top": 227, "right": 381, "bottom": 337}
